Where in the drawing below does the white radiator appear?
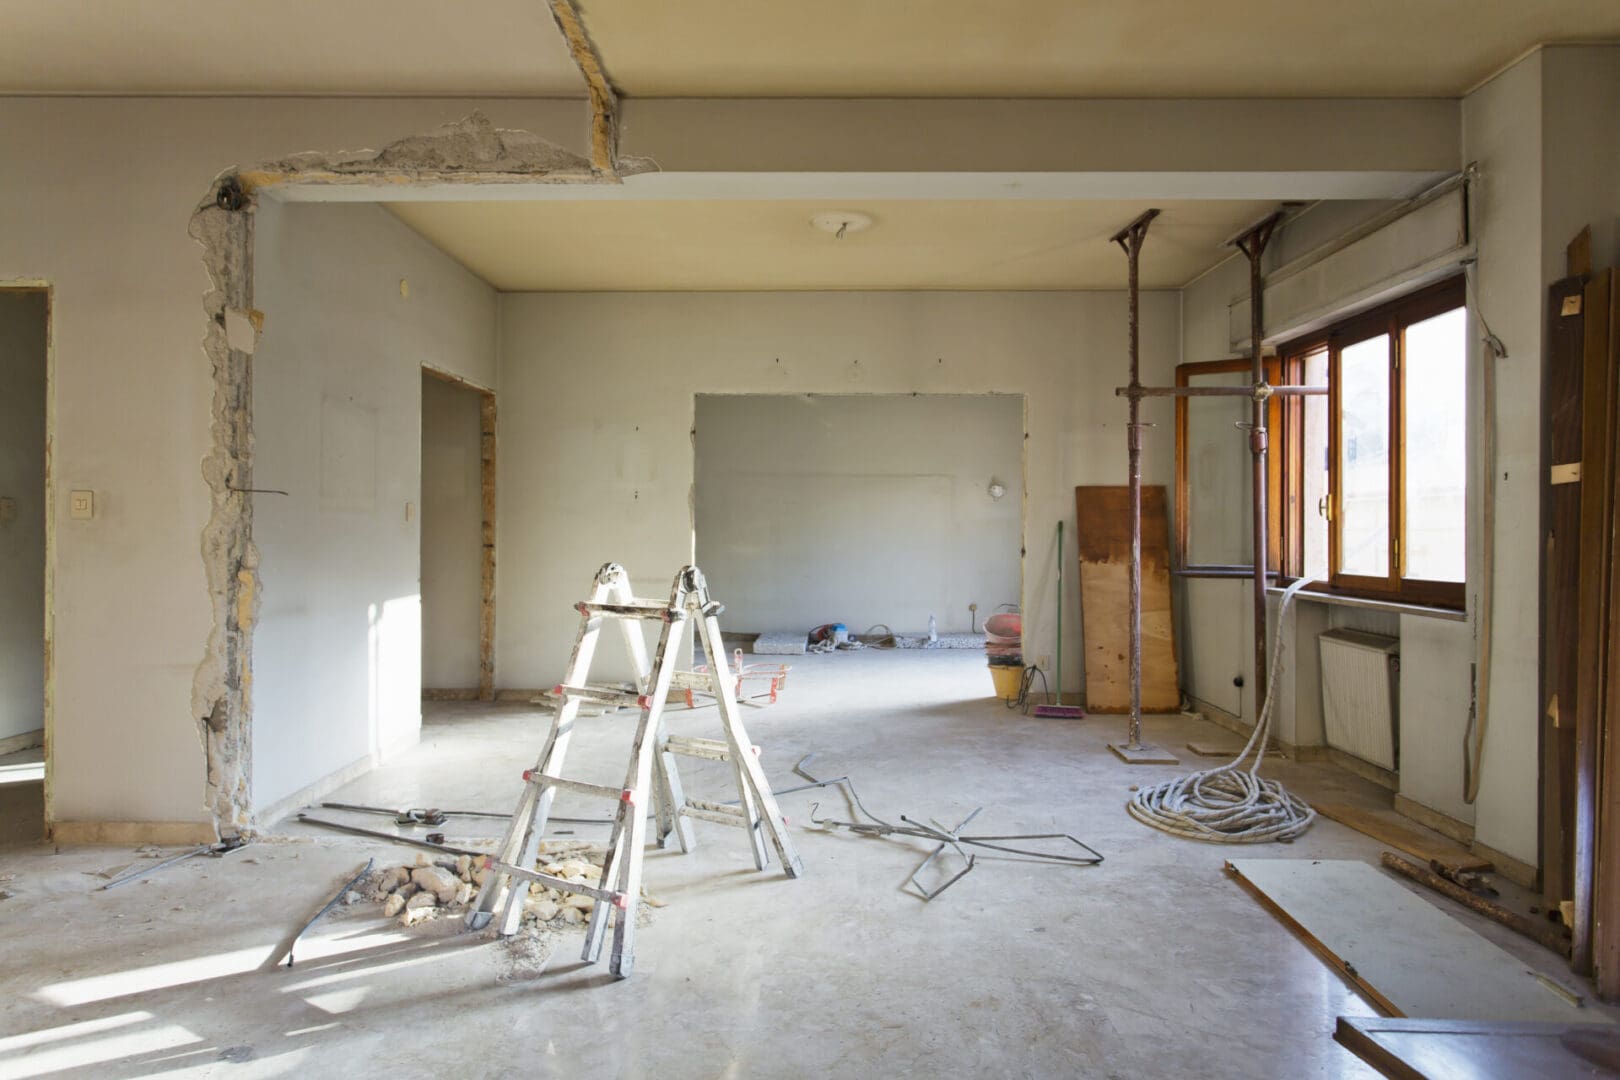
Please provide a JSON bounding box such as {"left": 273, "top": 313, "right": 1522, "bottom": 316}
{"left": 1318, "top": 629, "right": 1400, "bottom": 772}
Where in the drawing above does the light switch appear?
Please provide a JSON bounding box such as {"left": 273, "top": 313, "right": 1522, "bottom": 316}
{"left": 70, "top": 490, "right": 94, "bottom": 520}
{"left": 404, "top": 501, "right": 415, "bottom": 522}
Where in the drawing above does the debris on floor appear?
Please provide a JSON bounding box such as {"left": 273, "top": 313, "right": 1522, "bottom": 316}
{"left": 357, "top": 842, "right": 662, "bottom": 933}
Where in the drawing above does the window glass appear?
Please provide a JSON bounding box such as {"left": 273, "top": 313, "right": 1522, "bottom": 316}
{"left": 1186, "top": 369, "right": 1252, "bottom": 564}
{"left": 1403, "top": 307, "right": 1467, "bottom": 582}
{"left": 1338, "top": 334, "right": 1390, "bottom": 577}
{"left": 1301, "top": 348, "right": 1329, "bottom": 580}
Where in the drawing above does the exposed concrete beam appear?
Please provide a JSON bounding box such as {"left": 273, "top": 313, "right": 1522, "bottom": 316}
{"left": 271, "top": 169, "right": 1447, "bottom": 204}
{"left": 545, "top": 0, "right": 620, "bottom": 175}
{"left": 616, "top": 98, "right": 1460, "bottom": 175}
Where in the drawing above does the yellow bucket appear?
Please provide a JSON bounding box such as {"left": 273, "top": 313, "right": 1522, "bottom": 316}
{"left": 989, "top": 663, "right": 1024, "bottom": 702}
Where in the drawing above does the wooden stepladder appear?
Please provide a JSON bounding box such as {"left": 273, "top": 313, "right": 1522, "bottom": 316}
{"left": 465, "top": 563, "right": 803, "bottom": 978}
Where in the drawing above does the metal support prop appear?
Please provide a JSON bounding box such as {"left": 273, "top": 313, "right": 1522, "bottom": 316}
{"left": 1105, "top": 208, "right": 1315, "bottom": 763}
{"left": 1232, "top": 212, "right": 1284, "bottom": 719}
{"left": 1109, "top": 209, "right": 1165, "bottom": 760}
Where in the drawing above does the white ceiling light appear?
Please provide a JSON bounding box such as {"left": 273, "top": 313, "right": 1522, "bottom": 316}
{"left": 810, "top": 210, "right": 874, "bottom": 239}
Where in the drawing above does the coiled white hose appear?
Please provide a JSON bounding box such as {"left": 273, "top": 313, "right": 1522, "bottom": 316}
{"left": 1126, "top": 577, "right": 1316, "bottom": 843}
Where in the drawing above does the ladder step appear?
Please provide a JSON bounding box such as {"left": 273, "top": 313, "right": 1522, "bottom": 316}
{"left": 523, "top": 770, "right": 632, "bottom": 803}
{"left": 554, "top": 683, "right": 646, "bottom": 708}
{"left": 665, "top": 735, "right": 731, "bottom": 761}
{"left": 576, "top": 600, "right": 686, "bottom": 622}
{"left": 681, "top": 800, "right": 748, "bottom": 828}
{"left": 489, "top": 858, "right": 627, "bottom": 908}
{"left": 670, "top": 671, "right": 713, "bottom": 691}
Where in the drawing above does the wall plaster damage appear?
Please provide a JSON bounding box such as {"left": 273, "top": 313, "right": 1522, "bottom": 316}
{"left": 187, "top": 111, "right": 647, "bottom": 834}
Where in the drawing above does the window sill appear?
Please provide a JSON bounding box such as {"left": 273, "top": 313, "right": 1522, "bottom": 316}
{"left": 1265, "top": 585, "right": 1467, "bottom": 622}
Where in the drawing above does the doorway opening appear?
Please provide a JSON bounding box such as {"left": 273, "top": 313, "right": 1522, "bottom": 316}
{"left": 0, "top": 287, "right": 49, "bottom": 844}
{"left": 692, "top": 393, "right": 1024, "bottom": 681}
{"left": 421, "top": 368, "right": 497, "bottom": 701}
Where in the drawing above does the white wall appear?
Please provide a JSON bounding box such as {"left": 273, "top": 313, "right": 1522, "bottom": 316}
{"left": 497, "top": 291, "right": 1178, "bottom": 690}
{"left": 693, "top": 393, "right": 1023, "bottom": 635}
{"left": 251, "top": 202, "right": 496, "bottom": 814}
{"left": 1459, "top": 44, "right": 1620, "bottom": 862}
{"left": 421, "top": 374, "right": 486, "bottom": 689}
{"left": 1460, "top": 51, "right": 1545, "bottom": 864}
{"left": 0, "top": 96, "right": 580, "bottom": 831}
{"left": 0, "top": 291, "right": 47, "bottom": 743}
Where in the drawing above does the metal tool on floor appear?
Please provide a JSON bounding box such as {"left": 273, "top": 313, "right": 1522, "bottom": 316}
{"left": 321, "top": 802, "right": 453, "bottom": 827}
{"left": 795, "top": 758, "right": 1102, "bottom": 901}
{"left": 295, "top": 813, "right": 489, "bottom": 858}
{"left": 268, "top": 858, "right": 374, "bottom": 969}
{"left": 465, "top": 562, "right": 804, "bottom": 979}
{"left": 98, "top": 835, "right": 247, "bottom": 891}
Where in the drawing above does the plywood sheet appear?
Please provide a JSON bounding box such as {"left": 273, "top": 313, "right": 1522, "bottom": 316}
{"left": 1313, "top": 803, "right": 1492, "bottom": 875}
{"left": 1228, "top": 859, "right": 1600, "bottom": 1023}
{"left": 1075, "top": 485, "right": 1179, "bottom": 713}
{"left": 1335, "top": 1016, "right": 1620, "bottom": 1079}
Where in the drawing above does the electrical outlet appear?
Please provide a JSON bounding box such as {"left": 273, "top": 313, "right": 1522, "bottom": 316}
{"left": 70, "top": 490, "right": 94, "bottom": 520}
{"left": 1037, "top": 654, "right": 1051, "bottom": 671}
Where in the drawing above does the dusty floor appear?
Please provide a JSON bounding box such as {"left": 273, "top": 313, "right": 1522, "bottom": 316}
{"left": 0, "top": 649, "right": 1605, "bottom": 1077}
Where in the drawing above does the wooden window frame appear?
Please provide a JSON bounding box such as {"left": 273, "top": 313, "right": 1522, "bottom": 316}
{"left": 1173, "top": 356, "right": 1282, "bottom": 578}
{"left": 1280, "top": 275, "right": 1467, "bottom": 609}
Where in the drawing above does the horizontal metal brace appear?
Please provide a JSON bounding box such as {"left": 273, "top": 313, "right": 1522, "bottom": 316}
{"left": 681, "top": 799, "right": 748, "bottom": 827}
{"left": 553, "top": 683, "right": 645, "bottom": 708}
{"left": 522, "top": 771, "right": 628, "bottom": 802}
{"left": 576, "top": 600, "right": 685, "bottom": 621}
{"left": 665, "top": 735, "right": 731, "bottom": 761}
{"left": 1114, "top": 384, "right": 1327, "bottom": 399}
{"left": 490, "top": 859, "right": 623, "bottom": 906}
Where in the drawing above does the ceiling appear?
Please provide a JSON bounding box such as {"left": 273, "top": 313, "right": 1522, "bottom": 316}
{"left": 0, "top": 1, "right": 586, "bottom": 96}
{"left": 1, "top": 2, "right": 1614, "bottom": 97}
{"left": 385, "top": 199, "right": 1279, "bottom": 291}
{"left": 575, "top": 1, "right": 1619, "bottom": 97}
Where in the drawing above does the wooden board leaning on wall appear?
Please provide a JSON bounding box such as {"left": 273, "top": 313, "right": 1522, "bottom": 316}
{"left": 1075, "top": 485, "right": 1180, "bottom": 713}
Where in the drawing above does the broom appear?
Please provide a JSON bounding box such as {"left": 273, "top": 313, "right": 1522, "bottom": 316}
{"left": 1033, "top": 520, "right": 1087, "bottom": 718}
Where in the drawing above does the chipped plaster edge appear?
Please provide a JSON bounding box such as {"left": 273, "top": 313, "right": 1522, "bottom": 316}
{"left": 186, "top": 111, "right": 644, "bottom": 836}
{"left": 546, "top": 0, "right": 620, "bottom": 174}
{"left": 188, "top": 178, "right": 257, "bottom": 840}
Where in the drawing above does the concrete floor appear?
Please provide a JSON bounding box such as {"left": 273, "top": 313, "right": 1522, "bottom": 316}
{"left": 0, "top": 649, "right": 1604, "bottom": 1077}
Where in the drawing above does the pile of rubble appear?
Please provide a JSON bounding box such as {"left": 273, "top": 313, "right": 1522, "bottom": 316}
{"left": 361, "top": 841, "right": 640, "bottom": 929}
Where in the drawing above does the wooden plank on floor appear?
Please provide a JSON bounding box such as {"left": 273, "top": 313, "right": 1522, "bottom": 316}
{"left": 1313, "top": 802, "right": 1492, "bottom": 874}
{"left": 1075, "top": 485, "right": 1179, "bottom": 714}
{"left": 1334, "top": 1016, "right": 1620, "bottom": 1080}
{"left": 1227, "top": 859, "right": 1600, "bottom": 1023}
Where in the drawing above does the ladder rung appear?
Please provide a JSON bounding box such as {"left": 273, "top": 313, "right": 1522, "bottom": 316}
{"left": 554, "top": 683, "right": 646, "bottom": 708}
{"left": 670, "top": 671, "right": 713, "bottom": 691}
{"left": 523, "top": 771, "right": 630, "bottom": 803}
{"left": 490, "top": 858, "right": 625, "bottom": 907}
{"left": 576, "top": 600, "right": 685, "bottom": 622}
{"left": 665, "top": 735, "right": 731, "bottom": 761}
{"left": 681, "top": 799, "right": 747, "bottom": 828}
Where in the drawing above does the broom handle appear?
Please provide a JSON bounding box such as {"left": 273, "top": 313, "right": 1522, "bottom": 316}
{"left": 1055, "top": 520, "right": 1063, "bottom": 705}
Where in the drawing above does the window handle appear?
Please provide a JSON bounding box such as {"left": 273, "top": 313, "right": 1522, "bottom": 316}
{"left": 1318, "top": 495, "right": 1333, "bottom": 521}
